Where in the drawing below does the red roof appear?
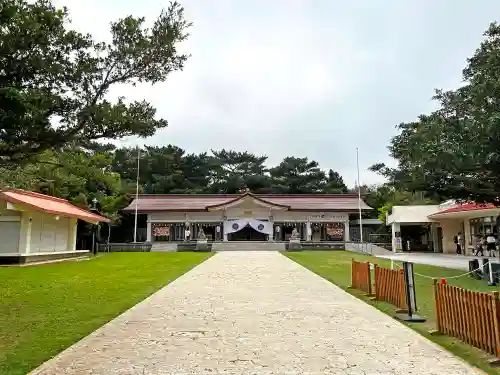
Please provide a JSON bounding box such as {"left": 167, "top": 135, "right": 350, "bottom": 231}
{"left": 124, "top": 193, "right": 372, "bottom": 212}
{"left": 431, "top": 203, "right": 498, "bottom": 216}
{"left": 0, "top": 189, "right": 111, "bottom": 223}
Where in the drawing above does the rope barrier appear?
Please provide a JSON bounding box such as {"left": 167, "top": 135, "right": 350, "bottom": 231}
{"left": 391, "top": 261, "right": 487, "bottom": 280}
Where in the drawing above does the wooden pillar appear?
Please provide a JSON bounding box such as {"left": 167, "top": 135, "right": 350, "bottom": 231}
{"left": 18, "top": 212, "right": 33, "bottom": 255}
{"left": 146, "top": 217, "right": 152, "bottom": 242}
{"left": 306, "top": 220, "right": 311, "bottom": 241}
{"left": 68, "top": 218, "right": 78, "bottom": 251}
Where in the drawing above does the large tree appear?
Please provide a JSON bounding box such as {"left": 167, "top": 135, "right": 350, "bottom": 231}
{"left": 269, "top": 157, "right": 327, "bottom": 193}
{"left": 372, "top": 23, "right": 500, "bottom": 204}
{"left": 0, "top": 0, "right": 190, "bottom": 162}
{"left": 324, "top": 169, "right": 348, "bottom": 193}
{"left": 208, "top": 149, "right": 270, "bottom": 193}
{"left": 109, "top": 146, "right": 351, "bottom": 195}
{"left": 111, "top": 146, "right": 212, "bottom": 194}
{"left": 112, "top": 145, "right": 213, "bottom": 194}
{"left": 0, "top": 148, "right": 131, "bottom": 219}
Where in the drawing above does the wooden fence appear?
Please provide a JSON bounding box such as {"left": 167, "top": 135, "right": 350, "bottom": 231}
{"left": 374, "top": 266, "right": 407, "bottom": 310}
{"left": 434, "top": 280, "right": 500, "bottom": 357}
{"left": 350, "top": 259, "right": 373, "bottom": 295}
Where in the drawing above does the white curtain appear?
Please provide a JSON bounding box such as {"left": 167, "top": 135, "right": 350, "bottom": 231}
{"left": 248, "top": 219, "right": 273, "bottom": 235}
{"left": 224, "top": 219, "right": 273, "bottom": 235}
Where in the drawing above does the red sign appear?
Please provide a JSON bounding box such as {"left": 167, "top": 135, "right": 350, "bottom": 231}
{"left": 326, "top": 223, "right": 344, "bottom": 237}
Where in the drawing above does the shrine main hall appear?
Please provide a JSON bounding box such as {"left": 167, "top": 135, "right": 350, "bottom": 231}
{"left": 124, "top": 191, "right": 372, "bottom": 243}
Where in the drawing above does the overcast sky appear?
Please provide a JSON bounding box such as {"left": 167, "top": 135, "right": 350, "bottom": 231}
{"left": 53, "top": 0, "right": 500, "bottom": 187}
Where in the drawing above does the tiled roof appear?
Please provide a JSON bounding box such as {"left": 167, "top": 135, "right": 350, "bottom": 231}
{"left": 0, "top": 189, "right": 111, "bottom": 223}
{"left": 124, "top": 193, "right": 372, "bottom": 212}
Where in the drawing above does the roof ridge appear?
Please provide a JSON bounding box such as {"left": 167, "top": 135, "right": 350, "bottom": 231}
{"left": 2, "top": 188, "right": 69, "bottom": 203}
{"left": 137, "top": 193, "right": 362, "bottom": 198}
{"left": 1, "top": 188, "right": 110, "bottom": 223}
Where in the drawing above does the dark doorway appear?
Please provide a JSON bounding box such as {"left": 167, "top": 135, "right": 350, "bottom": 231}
{"left": 436, "top": 227, "right": 443, "bottom": 253}
{"left": 400, "top": 225, "right": 433, "bottom": 252}
{"left": 229, "top": 225, "right": 267, "bottom": 241}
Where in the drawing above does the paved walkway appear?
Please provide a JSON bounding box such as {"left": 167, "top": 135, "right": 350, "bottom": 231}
{"left": 31, "top": 252, "right": 480, "bottom": 375}
{"left": 378, "top": 252, "right": 497, "bottom": 271}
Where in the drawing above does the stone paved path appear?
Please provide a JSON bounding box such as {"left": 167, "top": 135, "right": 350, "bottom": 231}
{"left": 31, "top": 251, "right": 481, "bottom": 375}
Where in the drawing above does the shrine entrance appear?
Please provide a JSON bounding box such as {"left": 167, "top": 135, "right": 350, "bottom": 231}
{"left": 228, "top": 224, "right": 268, "bottom": 241}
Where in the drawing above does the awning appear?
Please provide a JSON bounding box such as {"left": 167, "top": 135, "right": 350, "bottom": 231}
{"left": 0, "top": 189, "right": 111, "bottom": 224}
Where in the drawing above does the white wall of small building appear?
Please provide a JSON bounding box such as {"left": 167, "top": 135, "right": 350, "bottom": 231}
{"left": 0, "top": 200, "right": 22, "bottom": 254}
{"left": 28, "top": 212, "right": 77, "bottom": 253}
{"left": 0, "top": 199, "right": 78, "bottom": 255}
{"left": 387, "top": 204, "right": 488, "bottom": 255}
{"left": 438, "top": 219, "right": 463, "bottom": 254}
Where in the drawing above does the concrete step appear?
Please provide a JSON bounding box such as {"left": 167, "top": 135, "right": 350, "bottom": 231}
{"left": 212, "top": 242, "right": 286, "bottom": 252}
{"left": 151, "top": 243, "right": 178, "bottom": 252}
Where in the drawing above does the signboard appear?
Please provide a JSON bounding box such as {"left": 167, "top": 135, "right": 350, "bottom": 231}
{"left": 309, "top": 213, "right": 348, "bottom": 221}
{"left": 403, "top": 262, "right": 417, "bottom": 312}
{"left": 397, "top": 261, "right": 425, "bottom": 322}
{"left": 395, "top": 236, "right": 402, "bottom": 251}
{"left": 326, "top": 223, "right": 344, "bottom": 237}
{"left": 152, "top": 224, "right": 170, "bottom": 237}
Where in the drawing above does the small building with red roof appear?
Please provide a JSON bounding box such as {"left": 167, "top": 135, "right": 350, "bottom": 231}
{"left": 386, "top": 201, "right": 500, "bottom": 255}
{"left": 0, "top": 188, "right": 110, "bottom": 264}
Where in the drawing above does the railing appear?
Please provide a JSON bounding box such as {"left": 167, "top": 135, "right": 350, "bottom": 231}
{"left": 345, "top": 241, "right": 393, "bottom": 255}
{"left": 374, "top": 266, "right": 407, "bottom": 310}
{"left": 286, "top": 241, "right": 344, "bottom": 250}
{"left": 351, "top": 259, "right": 373, "bottom": 295}
{"left": 345, "top": 242, "right": 373, "bottom": 254}
{"left": 434, "top": 281, "right": 500, "bottom": 357}
{"left": 97, "top": 242, "right": 152, "bottom": 252}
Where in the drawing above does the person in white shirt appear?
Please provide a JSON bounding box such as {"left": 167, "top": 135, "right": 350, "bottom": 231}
{"left": 185, "top": 228, "right": 191, "bottom": 242}
{"left": 486, "top": 234, "right": 497, "bottom": 257}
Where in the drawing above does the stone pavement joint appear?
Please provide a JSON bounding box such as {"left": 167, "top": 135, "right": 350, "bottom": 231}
{"left": 30, "top": 251, "right": 481, "bottom": 375}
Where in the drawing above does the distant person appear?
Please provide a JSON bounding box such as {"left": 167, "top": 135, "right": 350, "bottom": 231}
{"left": 474, "top": 235, "right": 484, "bottom": 256}
{"left": 486, "top": 234, "right": 497, "bottom": 257}
{"left": 454, "top": 232, "right": 463, "bottom": 255}
{"left": 185, "top": 227, "right": 191, "bottom": 242}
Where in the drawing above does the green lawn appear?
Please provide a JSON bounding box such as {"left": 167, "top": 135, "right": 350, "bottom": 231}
{"left": 286, "top": 251, "right": 500, "bottom": 375}
{"left": 0, "top": 252, "right": 211, "bottom": 375}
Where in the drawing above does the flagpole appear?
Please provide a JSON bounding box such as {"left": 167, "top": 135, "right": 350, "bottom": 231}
{"left": 356, "top": 147, "right": 363, "bottom": 243}
{"left": 133, "top": 146, "right": 140, "bottom": 243}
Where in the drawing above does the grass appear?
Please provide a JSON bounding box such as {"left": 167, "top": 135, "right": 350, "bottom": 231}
{"left": 0, "top": 252, "right": 211, "bottom": 375}
{"left": 286, "top": 250, "right": 500, "bottom": 375}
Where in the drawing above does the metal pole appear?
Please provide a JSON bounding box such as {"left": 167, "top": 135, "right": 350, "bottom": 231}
{"left": 133, "top": 146, "right": 140, "bottom": 243}
{"left": 356, "top": 147, "right": 363, "bottom": 243}
{"left": 91, "top": 198, "right": 98, "bottom": 255}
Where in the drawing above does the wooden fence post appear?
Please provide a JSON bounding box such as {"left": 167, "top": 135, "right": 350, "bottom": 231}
{"left": 491, "top": 291, "right": 500, "bottom": 360}
{"left": 366, "top": 262, "right": 372, "bottom": 296}
{"left": 433, "top": 279, "right": 442, "bottom": 333}
{"left": 349, "top": 258, "right": 355, "bottom": 289}
{"left": 371, "top": 264, "right": 377, "bottom": 299}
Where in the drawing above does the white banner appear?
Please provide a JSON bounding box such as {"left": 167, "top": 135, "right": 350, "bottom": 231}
{"left": 224, "top": 219, "right": 273, "bottom": 235}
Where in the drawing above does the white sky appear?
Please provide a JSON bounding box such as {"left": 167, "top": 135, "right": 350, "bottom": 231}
{"left": 53, "top": 0, "right": 500, "bottom": 187}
